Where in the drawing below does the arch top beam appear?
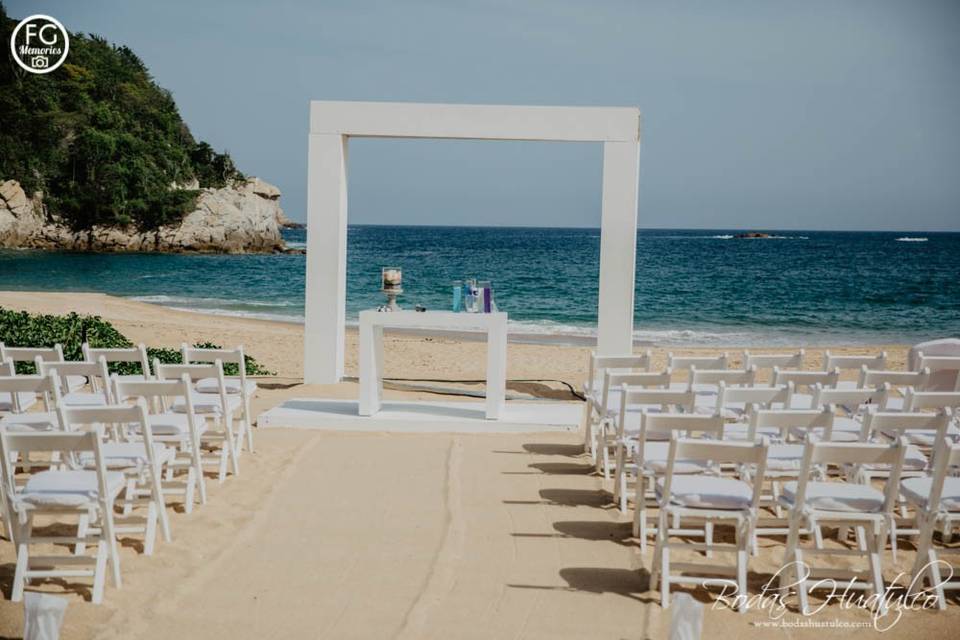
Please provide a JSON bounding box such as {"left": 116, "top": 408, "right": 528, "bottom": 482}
{"left": 310, "top": 100, "right": 640, "bottom": 143}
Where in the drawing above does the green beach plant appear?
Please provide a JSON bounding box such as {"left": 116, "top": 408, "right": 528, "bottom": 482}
{"left": 0, "top": 306, "right": 273, "bottom": 375}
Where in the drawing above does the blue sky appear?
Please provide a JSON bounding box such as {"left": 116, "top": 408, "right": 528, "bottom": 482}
{"left": 9, "top": 0, "right": 960, "bottom": 230}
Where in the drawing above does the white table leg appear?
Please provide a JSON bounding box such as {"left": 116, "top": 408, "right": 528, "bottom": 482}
{"left": 359, "top": 317, "right": 382, "bottom": 416}
{"left": 486, "top": 316, "right": 507, "bottom": 419}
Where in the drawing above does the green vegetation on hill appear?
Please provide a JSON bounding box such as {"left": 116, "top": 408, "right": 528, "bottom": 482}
{"left": 0, "top": 3, "right": 244, "bottom": 230}
{"left": 0, "top": 306, "right": 274, "bottom": 376}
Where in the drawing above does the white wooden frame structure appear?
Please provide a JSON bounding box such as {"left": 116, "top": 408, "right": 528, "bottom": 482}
{"left": 305, "top": 101, "right": 641, "bottom": 384}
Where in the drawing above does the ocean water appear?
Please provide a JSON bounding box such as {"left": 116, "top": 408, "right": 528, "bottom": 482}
{"left": 1, "top": 226, "right": 958, "bottom": 346}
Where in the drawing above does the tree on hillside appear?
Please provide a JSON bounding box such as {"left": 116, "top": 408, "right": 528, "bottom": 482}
{"left": 0, "top": 3, "right": 244, "bottom": 229}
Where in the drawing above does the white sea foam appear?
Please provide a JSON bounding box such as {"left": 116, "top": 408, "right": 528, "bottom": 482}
{"left": 896, "top": 237, "right": 928, "bottom": 242}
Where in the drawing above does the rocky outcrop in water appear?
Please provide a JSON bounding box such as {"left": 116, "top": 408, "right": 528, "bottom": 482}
{"left": 0, "top": 178, "right": 289, "bottom": 253}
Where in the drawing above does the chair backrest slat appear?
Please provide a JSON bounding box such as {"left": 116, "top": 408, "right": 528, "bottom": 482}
{"left": 666, "top": 353, "right": 728, "bottom": 372}
{"left": 37, "top": 356, "right": 111, "bottom": 400}
{"left": 84, "top": 342, "right": 151, "bottom": 376}
{"left": 586, "top": 351, "right": 653, "bottom": 396}
{"left": 0, "top": 343, "right": 64, "bottom": 363}
{"left": 773, "top": 367, "right": 839, "bottom": 391}
{"left": 742, "top": 350, "right": 804, "bottom": 371}
{"left": 691, "top": 366, "right": 756, "bottom": 387}
{"left": 824, "top": 351, "right": 887, "bottom": 372}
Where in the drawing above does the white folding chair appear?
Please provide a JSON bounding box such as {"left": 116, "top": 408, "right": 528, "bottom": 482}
{"left": 824, "top": 351, "right": 887, "bottom": 389}
{"left": 713, "top": 382, "right": 794, "bottom": 432}
{"left": 666, "top": 353, "right": 728, "bottom": 389}
{"left": 0, "top": 427, "right": 124, "bottom": 604}
{"left": 604, "top": 386, "right": 695, "bottom": 481}
{"left": 904, "top": 390, "right": 960, "bottom": 439}
{"left": 582, "top": 351, "right": 653, "bottom": 456}
{"left": 742, "top": 350, "right": 804, "bottom": 381}
{"left": 0, "top": 371, "right": 62, "bottom": 434}
{"left": 619, "top": 411, "right": 724, "bottom": 548}
{"left": 779, "top": 437, "right": 908, "bottom": 614}
{"left": 155, "top": 360, "right": 240, "bottom": 482}
{"left": 590, "top": 369, "right": 672, "bottom": 465}
{"left": 913, "top": 353, "right": 960, "bottom": 392}
{"left": 37, "top": 357, "right": 112, "bottom": 407}
{"left": 0, "top": 343, "right": 86, "bottom": 391}
{"left": 182, "top": 344, "right": 257, "bottom": 454}
{"left": 903, "top": 438, "right": 960, "bottom": 608}
{"left": 860, "top": 368, "right": 930, "bottom": 410}
{"left": 797, "top": 384, "right": 888, "bottom": 441}
{"left": 650, "top": 434, "right": 768, "bottom": 610}
{"left": 0, "top": 358, "right": 38, "bottom": 414}
{"left": 858, "top": 408, "right": 950, "bottom": 557}
{"left": 774, "top": 367, "right": 839, "bottom": 408}
{"left": 58, "top": 403, "right": 173, "bottom": 556}
{"left": 743, "top": 408, "right": 835, "bottom": 534}
{"left": 113, "top": 375, "right": 207, "bottom": 512}
{"left": 83, "top": 343, "right": 151, "bottom": 384}
{"left": 689, "top": 366, "right": 757, "bottom": 415}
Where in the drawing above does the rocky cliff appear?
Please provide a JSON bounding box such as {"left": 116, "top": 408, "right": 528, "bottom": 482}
{"left": 0, "top": 178, "right": 290, "bottom": 253}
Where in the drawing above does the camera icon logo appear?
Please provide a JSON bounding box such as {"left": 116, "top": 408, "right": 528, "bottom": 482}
{"left": 9, "top": 14, "right": 70, "bottom": 74}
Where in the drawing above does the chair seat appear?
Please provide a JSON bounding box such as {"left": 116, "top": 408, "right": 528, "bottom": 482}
{"left": 656, "top": 475, "right": 754, "bottom": 510}
{"left": 0, "top": 391, "right": 37, "bottom": 413}
{"left": 781, "top": 481, "right": 885, "bottom": 513}
{"left": 764, "top": 444, "right": 805, "bottom": 471}
{"left": 78, "top": 442, "right": 176, "bottom": 469}
{"left": 862, "top": 445, "right": 928, "bottom": 472}
{"left": 66, "top": 375, "right": 88, "bottom": 392}
{"left": 139, "top": 412, "right": 208, "bottom": 436}
{"left": 835, "top": 380, "right": 861, "bottom": 391}
{"left": 789, "top": 393, "right": 814, "bottom": 409}
{"left": 723, "top": 424, "right": 783, "bottom": 441}
{"left": 883, "top": 396, "right": 905, "bottom": 411}
{"left": 789, "top": 417, "right": 863, "bottom": 442}
{"left": 882, "top": 426, "right": 960, "bottom": 447}
{"left": 693, "top": 400, "right": 743, "bottom": 420}
{"left": 0, "top": 411, "right": 58, "bottom": 432}
{"left": 901, "top": 477, "right": 960, "bottom": 512}
{"left": 195, "top": 376, "right": 257, "bottom": 395}
{"left": 61, "top": 392, "right": 109, "bottom": 407}
{"left": 171, "top": 392, "right": 241, "bottom": 415}
{"left": 636, "top": 442, "right": 713, "bottom": 474}
{"left": 17, "top": 470, "right": 125, "bottom": 507}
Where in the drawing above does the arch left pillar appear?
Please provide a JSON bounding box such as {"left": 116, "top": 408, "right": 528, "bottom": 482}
{"left": 304, "top": 133, "right": 349, "bottom": 384}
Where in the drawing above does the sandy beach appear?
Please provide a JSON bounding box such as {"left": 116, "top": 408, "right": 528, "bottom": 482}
{"left": 0, "top": 291, "right": 955, "bottom": 639}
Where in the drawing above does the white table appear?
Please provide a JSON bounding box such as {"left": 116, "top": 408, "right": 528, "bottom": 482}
{"left": 359, "top": 310, "right": 508, "bottom": 419}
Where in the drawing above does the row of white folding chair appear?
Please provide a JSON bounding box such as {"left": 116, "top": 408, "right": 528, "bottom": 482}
{"left": 82, "top": 343, "right": 255, "bottom": 454}
{"left": 0, "top": 403, "right": 171, "bottom": 604}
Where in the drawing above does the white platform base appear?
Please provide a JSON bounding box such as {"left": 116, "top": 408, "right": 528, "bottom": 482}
{"left": 258, "top": 399, "right": 583, "bottom": 433}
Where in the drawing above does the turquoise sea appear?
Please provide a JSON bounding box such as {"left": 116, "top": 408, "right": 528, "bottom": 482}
{"left": 1, "top": 226, "right": 958, "bottom": 346}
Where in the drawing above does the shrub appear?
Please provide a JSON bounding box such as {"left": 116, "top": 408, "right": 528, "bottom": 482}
{"left": 0, "top": 306, "right": 274, "bottom": 376}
